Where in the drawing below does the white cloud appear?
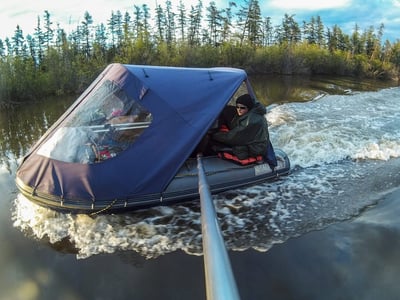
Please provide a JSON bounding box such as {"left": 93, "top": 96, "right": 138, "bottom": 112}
{"left": 0, "top": 0, "right": 399, "bottom": 42}
{"left": 269, "top": 0, "right": 351, "bottom": 10}
{"left": 0, "top": 0, "right": 215, "bottom": 39}
{"left": 0, "top": 0, "right": 134, "bottom": 39}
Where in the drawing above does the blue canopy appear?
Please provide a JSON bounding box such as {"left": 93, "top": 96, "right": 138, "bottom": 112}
{"left": 17, "top": 64, "right": 250, "bottom": 203}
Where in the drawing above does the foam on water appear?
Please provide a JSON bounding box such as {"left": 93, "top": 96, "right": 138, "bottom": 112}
{"left": 12, "top": 87, "right": 400, "bottom": 259}
{"left": 269, "top": 87, "right": 400, "bottom": 167}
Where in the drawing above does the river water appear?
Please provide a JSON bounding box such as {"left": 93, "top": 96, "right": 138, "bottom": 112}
{"left": 1, "top": 75, "right": 400, "bottom": 300}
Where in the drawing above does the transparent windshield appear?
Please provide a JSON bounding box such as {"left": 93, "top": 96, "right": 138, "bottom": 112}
{"left": 37, "top": 80, "right": 152, "bottom": 164}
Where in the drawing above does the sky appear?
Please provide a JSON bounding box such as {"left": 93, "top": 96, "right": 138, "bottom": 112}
{"left": 0, "top": 0, "right": 399, "bottom": 42}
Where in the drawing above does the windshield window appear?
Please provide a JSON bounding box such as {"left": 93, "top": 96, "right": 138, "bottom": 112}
{"left": 37, "top": 80, "right": 152, "bottom": 164}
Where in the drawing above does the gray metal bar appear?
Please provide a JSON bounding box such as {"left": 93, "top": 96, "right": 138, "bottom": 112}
{"left": 197, "top": 154, "right": 241, "bottom": 300}
{"left": 91, "top": 125, "right": 149, "bottom": 133}
{"left": 89, "top": 121, "right": 151, "bottom": 129}
{"left": 87, "top": 122, "right": 151, "bottom": 133}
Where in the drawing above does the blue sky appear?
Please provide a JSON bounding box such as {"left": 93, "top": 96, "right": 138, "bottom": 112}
{"left": 262, "top": 0, "right": 400, "bottom": 42}
{"left": 0, "top": 0, "right": 399, "bottom": 42}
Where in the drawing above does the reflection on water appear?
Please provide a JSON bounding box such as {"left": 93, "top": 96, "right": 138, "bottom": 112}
{"left": 250, "top": 74, "right": 398, "bottom": 105}
{"left": 0, "top": 95, "right": 75, "bottom": 171}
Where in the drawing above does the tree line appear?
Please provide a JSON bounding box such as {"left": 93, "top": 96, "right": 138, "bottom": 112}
{"left": 1, "top": 0, "right": 400, "bottom": 108}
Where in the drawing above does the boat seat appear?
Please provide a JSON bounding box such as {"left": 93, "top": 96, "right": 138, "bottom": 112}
{"left": 218, "top": 151, "right": 264, "bottom": 166}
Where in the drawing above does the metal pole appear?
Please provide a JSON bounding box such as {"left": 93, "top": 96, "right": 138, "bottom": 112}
{"left": 197, "top": 154, "right": 241, "bottom": 300}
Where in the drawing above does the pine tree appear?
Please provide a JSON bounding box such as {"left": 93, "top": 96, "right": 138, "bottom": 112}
{"left": 236, "top": 0, "right": 263, "bottom": 46}
{"left": 188, "top": 0, "right": 203, "bottom": 46}
{"left": 220, "top": 2, "right": 235, "bottom": 43}
{"left": 43, "top": 10, "right": 54, "bottom": 50}
{"left": 155, "top": 4, "right": 166, "bottom": 42}
{"left": 165, "top": 0, "right": 176, "bottom": 46}
{"left": 206, "top": 1, "right": 222, "bottom": 46}
{"left": 177, "top": 0, "right": 187, "bottom": 41}
{"left": 34, "top": 17, "right": 45, "bottom": 63}
{"left": 81, "top": 11, "right": 94, "bottom": 58}
{"left": 12, "top": 25, "right": 25, "bottom": 56}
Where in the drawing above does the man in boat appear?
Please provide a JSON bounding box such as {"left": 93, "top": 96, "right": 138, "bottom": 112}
{"left": 210, "top": 94, "right": 274, "bottom": 165}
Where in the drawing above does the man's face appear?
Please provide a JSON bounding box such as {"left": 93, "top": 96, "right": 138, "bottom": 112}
{"left": 236, "top": 104, "right": 248, "bottom": 116}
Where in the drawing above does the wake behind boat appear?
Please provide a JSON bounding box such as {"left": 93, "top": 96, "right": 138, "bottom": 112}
{"left": 15, "top": 64, "right": 290, "bottom": 214}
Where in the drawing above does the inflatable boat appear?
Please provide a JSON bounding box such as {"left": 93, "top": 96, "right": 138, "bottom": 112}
{"left": 15, "top": 64, "right": 290, "bottom": 214}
